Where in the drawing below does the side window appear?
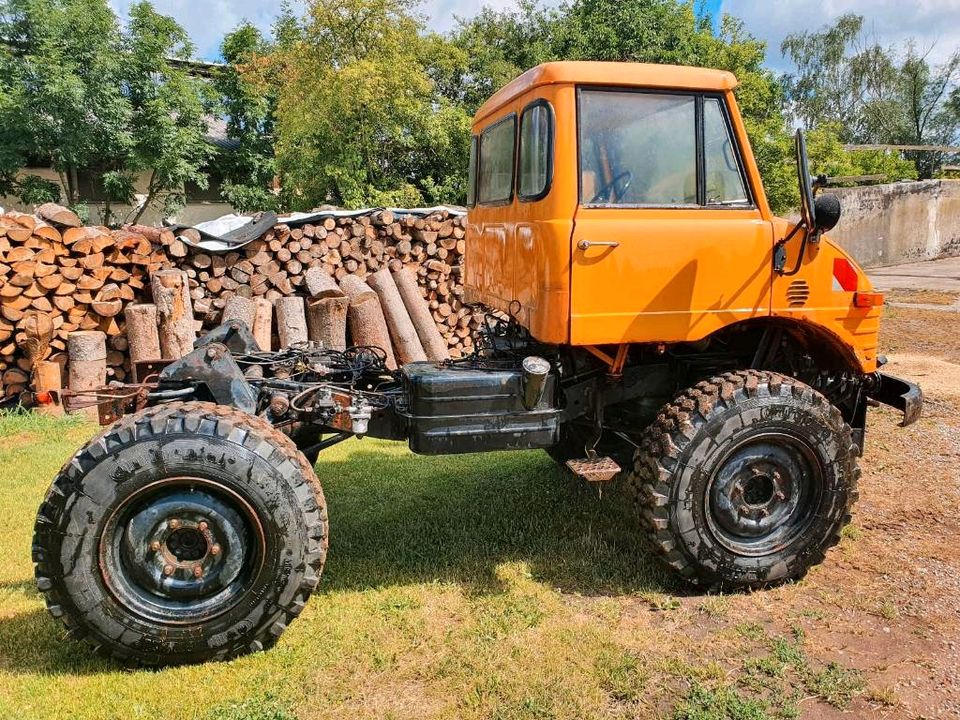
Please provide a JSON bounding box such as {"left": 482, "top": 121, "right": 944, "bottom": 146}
{"left": 478, "top": 115, "right": 516, "bottom": 204}
{"left": 703, "top": 98, "right": 750, "bottom": 206}
{"left": 518, "top": 102, "right": 553, "bottom": 200}
{"left": 467, "top": 136, "right": 478, "bottom": 207}
{"left": 579, "top": 90, "right": 696, "bottom": 205}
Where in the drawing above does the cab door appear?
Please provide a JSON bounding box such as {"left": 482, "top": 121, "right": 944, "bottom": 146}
{"left": 570, "top": 89, "right": 773, "bottom": 345}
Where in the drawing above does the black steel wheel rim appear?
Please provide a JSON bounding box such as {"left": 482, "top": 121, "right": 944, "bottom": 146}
{"left": 704, "top": 431, "right": 823, "bottom": 557}
{"left": 99, "top": 477, "right": 266, "bottom": 625}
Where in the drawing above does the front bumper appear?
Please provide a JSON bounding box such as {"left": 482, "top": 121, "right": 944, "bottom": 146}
{"left": 867, "top": 373, "right": 923, "bottom": 427}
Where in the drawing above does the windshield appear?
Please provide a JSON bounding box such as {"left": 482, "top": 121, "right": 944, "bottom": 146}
{"left": 578, "top": 89, "right": 750, "bottom": 207}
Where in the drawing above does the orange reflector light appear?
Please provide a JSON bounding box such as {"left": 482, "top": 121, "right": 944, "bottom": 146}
{"left": 34, "top": 391, "right": 54, "bottom": 405}
{"left": 853, "top": 292, "right": 885, "bottom": 308}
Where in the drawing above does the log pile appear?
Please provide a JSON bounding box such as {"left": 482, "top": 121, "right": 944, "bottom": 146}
{"left": 1, "top": 205, "right": 481, "bottom": 402}
{"left": 170, "top": 210, "right": 480, "bottom": 357}
{"left": 0, "top": 206, "right": 170, "bottom": 398}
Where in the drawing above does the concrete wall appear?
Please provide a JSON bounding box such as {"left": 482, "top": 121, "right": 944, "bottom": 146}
{"left": 827, "top": 179, "right": 960, "bottom": 268}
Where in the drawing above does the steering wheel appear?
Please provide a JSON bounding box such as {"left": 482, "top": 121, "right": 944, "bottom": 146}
{"left": 591, "top": 171, "right": 633, "bottom": 203}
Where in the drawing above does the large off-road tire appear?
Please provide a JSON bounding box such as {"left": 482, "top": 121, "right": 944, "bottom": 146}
{"left": 628, "top": 370, "right": 859, "bottom": 589}
{"left": 32, "top": 401, "right": 328, "bottom": 666}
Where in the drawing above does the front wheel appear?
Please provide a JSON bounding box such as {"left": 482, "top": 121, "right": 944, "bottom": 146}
{"left": 628, "top": 370, "right": 859, "bottom": 589}
{"left": 32, "top": 401, "right": 328, "bottom": 666}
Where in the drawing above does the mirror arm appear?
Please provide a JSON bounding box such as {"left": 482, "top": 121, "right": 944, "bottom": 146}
{"left": 774, "top": 221, "right": 810, "bottom": 276}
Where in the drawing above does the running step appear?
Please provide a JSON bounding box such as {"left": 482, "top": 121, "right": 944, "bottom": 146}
{"left": 565, "top": 456, "right": 621, "bottom": 483}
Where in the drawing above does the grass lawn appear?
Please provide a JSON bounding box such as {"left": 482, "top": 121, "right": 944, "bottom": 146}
{"left": 0, "top": 335, "right": 957, "bottom": 720}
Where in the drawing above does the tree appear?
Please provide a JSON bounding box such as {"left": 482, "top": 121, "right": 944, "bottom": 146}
{"left": 0, "top": 0, "right": 213, "bottom": 223}
{"left": 881, "top": 46, "right": 960, "bottom": 178}
{"left": 782, "top": 15, "right": 960, "bottom": 179}
{"left": 215, "top": 22, "right": 279, "bottom": 213}
{"left": 253, "top": 0, "right": 471, "bottom": 209}
{"left": 780, "top": 14, "right": 881, "bottom": 140}
{"left": 118, "top": 2, "right": 213, "bottom": 223}
{"left": 0, "top": 0, "right": 131, "bottom": 208}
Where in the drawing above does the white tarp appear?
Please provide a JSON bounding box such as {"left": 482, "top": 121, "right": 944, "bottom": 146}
{"left": 177, "top": 205, "right": 467, "bottom": 252}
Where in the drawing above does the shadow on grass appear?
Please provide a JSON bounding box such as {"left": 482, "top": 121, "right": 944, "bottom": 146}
{"left": 316, "top": 444, "right": 675, "bottom": 597}
{"left": 0, "top": 607, "right": 116, "bottom": 677}
{"left": 0, "top": 443, "right": 678, "bottom": 676}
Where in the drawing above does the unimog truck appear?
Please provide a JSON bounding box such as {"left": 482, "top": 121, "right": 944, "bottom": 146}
{"left": 33, "top": 62, "right": 922, "bottom": 665}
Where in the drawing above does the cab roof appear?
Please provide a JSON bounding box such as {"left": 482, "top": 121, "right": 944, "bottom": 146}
{"left": 474, "top": 61, "right": 739, "bottom": 124}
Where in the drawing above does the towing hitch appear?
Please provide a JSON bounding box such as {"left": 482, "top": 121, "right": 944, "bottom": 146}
{"left": 868, "top": 372, "right": 923, "bottom": 427}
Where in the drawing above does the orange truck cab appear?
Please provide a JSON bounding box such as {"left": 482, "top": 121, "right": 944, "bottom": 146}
{"left": 465, "top": 61, "right": 888, "bottom": 372}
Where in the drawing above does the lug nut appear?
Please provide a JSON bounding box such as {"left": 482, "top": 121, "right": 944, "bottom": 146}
{"left": 150, "top": 541, "right": 161, "bottom": 552}
{"left": 163, "top": 564, "right": 175, "bottom": 576}
{"left": 774, "top": 491, "right": 786, "bottom": 501}
{"left": 210, "top": 544, "right": 221, "bottom": 556}
{"left": 168, "top": 518, "right": 181, "bottom": 530}
{"left": 193, "top": 566, "right": 203, "bottom": 578}
{"left": 198, "top": 521, "right": 208, "bottom": 532}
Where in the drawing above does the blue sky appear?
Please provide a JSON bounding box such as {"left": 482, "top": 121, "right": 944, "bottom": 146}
{"left": 107, "top": 0, "right": 959, "bottom": 71}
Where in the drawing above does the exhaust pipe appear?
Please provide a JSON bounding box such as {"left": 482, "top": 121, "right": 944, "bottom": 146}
{"left": 521, "top": 356, "right": 551, "bottom": 410}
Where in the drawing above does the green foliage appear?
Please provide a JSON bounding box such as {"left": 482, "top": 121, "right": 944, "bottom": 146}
{"left": 121, "top": 1, "right": 213, "bottom": 222}
{"left": 259, "top": 0, "right": 471, "bottom": 209}
{"left": 0, "top": 0, "right": 212, "bottom": 223}
{"left": 783, "top": 14, "right": 960, "bottom": 179}
{"left": 215, "top": 22, "right": 280, "bottom": 213}
{"left": 672, "top": 683, "right": 769, "bottom": 720}
{"left": 0, "top": 0, "right": 131, "bottom": 209}
{"left": 5, "top": 174, "right": 60, "bottom": 204}
{"left": 805, "top": 122, "right": 917, "bottom": 183}
{"left": 204, "top": 692, "right": 296, "bottom": 720}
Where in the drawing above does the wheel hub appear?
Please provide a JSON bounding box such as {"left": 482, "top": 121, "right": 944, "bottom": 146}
{"left": 100, "top": 477, "right": 264, "bottom": 624}
{"left": 705, "top": 433, "right": 821, "bottom": 556}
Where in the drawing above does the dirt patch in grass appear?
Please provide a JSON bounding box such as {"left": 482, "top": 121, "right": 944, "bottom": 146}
{"left": 885, "top": 288, "right": 960, "bottom": 306}
{"left": 881, "top": 306, "right": 960, "bottom": 360}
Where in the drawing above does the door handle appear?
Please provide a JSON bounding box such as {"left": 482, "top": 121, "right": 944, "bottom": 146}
{"left": 577, "top": 239, "right": 620, "bottom": 250}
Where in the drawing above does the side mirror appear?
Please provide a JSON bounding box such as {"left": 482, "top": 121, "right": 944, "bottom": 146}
{"left": 814, "top": 193, "right": 841, "bottom": 232}
{"left": 795, "top": 130, "right": 842, "bottom": 237}
{"left": 795, "top": 130, "right": 816, "bottom": 232}
{"left": 777, "top": 132, "right": 843, "bottom": 276}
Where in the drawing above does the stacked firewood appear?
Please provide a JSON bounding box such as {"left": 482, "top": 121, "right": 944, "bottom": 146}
{"left": 0, "top": 205, "right": 482, "bottom": 402}
{"left": 167, "top": 210, "right": 481, "bottom": 358}
{"left": 0, "top": 204, "right": 170, "bottom": 398}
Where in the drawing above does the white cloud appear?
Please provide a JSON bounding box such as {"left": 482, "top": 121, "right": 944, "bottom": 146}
{"left": 721, "top": 0, "right": 960, "bottom": 71}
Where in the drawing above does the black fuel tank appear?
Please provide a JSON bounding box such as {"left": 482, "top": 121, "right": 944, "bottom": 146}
{"left": 401, "top": 362, "right": 559, "bottom": 455}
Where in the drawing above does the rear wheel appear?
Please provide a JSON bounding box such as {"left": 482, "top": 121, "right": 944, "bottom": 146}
{"left": 33, "top": 401, "right": 327, "bottom": 666}
{"left": 628, "top": 370, "right": 859, "bottom": 588}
